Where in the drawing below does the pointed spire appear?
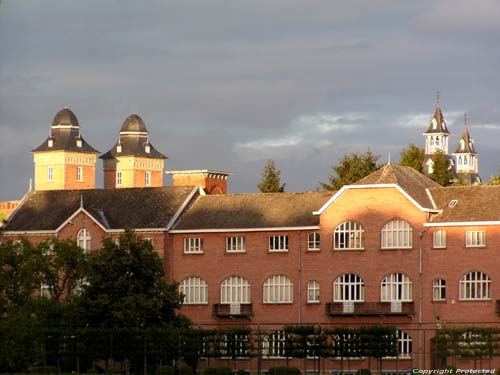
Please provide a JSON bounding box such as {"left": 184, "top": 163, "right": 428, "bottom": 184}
{"left": 424, "top": 93, "right": 450, "bottom": 134}
{"left": 454, "top": 113, "right": 477, "bottom": 154}
{"left": 80, "top": 194, "right": 84, "bottom": 209}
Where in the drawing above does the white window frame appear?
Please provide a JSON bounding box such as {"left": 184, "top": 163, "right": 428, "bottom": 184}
{"left": 179, "top": 276, "right": 208, "bottom": 305}
{"left": 143, "top": 237, "right": 154, "bottom": 246}
{"left": 307, "top": 232, "right": 320, "bottom": 251}
{"left": 220, "top": 276, "right": 251, "bottom": 304}
{"left": 381, "top": 220, "right": 413, "bottom": 249}
{"left": 334, "top": 274, "right": 365, "bottom": 302}
{"left": 77, "top": 166, "right": 83, "bottom": 182}
{"left": 48, "top": 166, "right": 54, "bottom": 182}
{"left": 40, "top": 282, "right": 52, "bottom": 299}
{"left": 380, "top": 273, "right": 412, "bottom": 302}
{"left": 145, "top": 170, "right": 151, "bottom": 186}
{"left": 263, "top": 275, "right": 293, "bottom": 304}
{"left": 459, "top": 271, "right": 491, "bottom": 301}
{"left": 433, "top": 279, "right": 446, "bottom": 301}
{"left": 262, "top": 331, "right": 287, "bottom": 358}
{"left": 466, "top": 230, "right": 486, "bottom": 248}
{"left": 307, "top": 280, "right": 320, "bottom": 303}
{"left": 269, "top": 235, "right": 289, "bottom": 252}
{"left": 184, "top": 237, "right": 203, "bottom": 254}
{"left": 77, "top": 228, "right": 91, "bottom": 254}
{"left": 334, "top": 222, "right": 365, "bottom": 250}
{"left": 397, "top": 330, "right": 412, "bottom": 358}
{"left": 116, "top": 170, "right": 122, "bottom": 186}
{"left": 433, "top": 229, "right": 446, "bottom": 249}
{"left": 226, "top": 236, "right": 246, "bottom": 253}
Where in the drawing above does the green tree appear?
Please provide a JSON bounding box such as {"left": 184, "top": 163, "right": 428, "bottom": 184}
{"left": 488, "top": 166, "right": 500, "bottom": 185}
{"left": 429, "top": 151, "right": 453, "bottom": 186}
{"left": 320, "top": 150, "right": 380, "bottom": 191}
{"left": 257, "top": 160, "right": 285, "bottom": 192}
{"left": 78, "top": 230, "right": 183, "bottom": 327}
{"left": 399, "top": 143, "right": 424, "bottom": 173}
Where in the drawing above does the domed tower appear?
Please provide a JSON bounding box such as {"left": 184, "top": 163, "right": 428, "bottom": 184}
{"left": 32, "top": 108, "right": 99, "bottom": 191}
{"left": 452, "top": 114, "right": 480, "bottom": 185}
{"left": 100, "top": 114, "right": 167, "bottom": 189}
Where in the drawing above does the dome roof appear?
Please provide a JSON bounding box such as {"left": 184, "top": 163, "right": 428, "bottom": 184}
{"left": 120, "top": 114, "right": 148, "bottom": 133}
{"left": 51, "top": 107, "right": 79, "bottom": 127}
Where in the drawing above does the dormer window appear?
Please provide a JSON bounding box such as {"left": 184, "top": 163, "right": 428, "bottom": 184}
{"left": 117, "top": 143, "right": 122, "bottom": 153}
{"left": 460, "top": 139, "right": 465, "bottom": 150}
{"left": 432, "top": 118, "right": 437, "bottom": 129}
{"left": 48, "top": 138, "right": 54, "bottom": 148}
{"left": 76, "top": 137, "right": 82, "bottom": 148}
{"left": 145, "top": 143, "right": 151, "bottom": 154}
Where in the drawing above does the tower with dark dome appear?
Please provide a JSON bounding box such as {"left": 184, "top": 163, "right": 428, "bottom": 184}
{"left": 32, "top": 108, "right": 99, "bottom": 191}
{"left": 100, "top": 114, "right": 167, "bottom": 189}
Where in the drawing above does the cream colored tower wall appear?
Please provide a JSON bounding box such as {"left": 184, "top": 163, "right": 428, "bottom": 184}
{"left": 111, "top": 156, "right": 164, "bottom": 188}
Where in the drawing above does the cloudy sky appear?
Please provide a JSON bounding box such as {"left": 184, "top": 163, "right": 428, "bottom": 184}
{"left": 1, "top": 1, "right": 500, "bottom": 201}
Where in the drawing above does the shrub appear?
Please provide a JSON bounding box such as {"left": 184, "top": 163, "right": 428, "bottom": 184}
{"left": 215, "top": 367, "right": 232, "bottom": 375}
{"left": 204, "top": 368, "right": 217, "bottom": 375}
{"left": 156, "top": 366, "right": 176, "bottom": 375}
{"left": 180, "top": 365, "right": 194, "bottom": 375}
{"left": 106, "top": 367, "right": 124, "bottom": 374}
{"left": 29, "top": 367, "right": 59, "bottom": 374}
{"left": 235, "top": 370, "right": 250, "bottom": 375}
{"left": 356, "top": 369, "right": 371, "bottom": 375}
{"left": 268, "top": 366, "right": 301, "bottom": 375}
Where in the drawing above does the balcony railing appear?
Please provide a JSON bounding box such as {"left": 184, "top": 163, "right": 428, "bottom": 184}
{"left": 213, "top": 303, "right": 253, "bottom": 318}
{"left": 325, "top": 301, "right": 414, "bottom": 317}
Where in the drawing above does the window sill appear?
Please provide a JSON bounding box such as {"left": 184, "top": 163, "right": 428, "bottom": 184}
{"left": 432, "top": 299, "right": 446, "bottom": 303}
{"left": 465, "top": 246, "right": 486, "bottom": 249}
{"left": 306, "top": 301, "right": 321, "bottom": 305}
{"left": 268, "top": 250, "right": 289, "bottom": 253}
{"left": 307, "top": 249, "right": 320, "bottom": 252}
{"left": 432, "top": 247, "right": 447, "bottom": 250}
{"left": 379, "top": 247, "right": 413, "bottom": 251}
{"left": 183, "top": 251, "right": 204, "bottom": 255}
{"left": 226, "top": 251, "right": 246, "bottom": 254}
{"left": 333, "top": 249, "right": 365, "bottom": 252}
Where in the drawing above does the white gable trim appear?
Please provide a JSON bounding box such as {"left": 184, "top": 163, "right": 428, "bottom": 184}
{"left": 169, "top": 226, "right": 319, "bottom": 234}
{"left": 55, "top": 207, "right": 108, "bottom": 233}
{"left": 166, "top": 186, "right": 201, "bottom": 230}
{"left": 424, "top": 221, "right": 500, "bottom": 227}
{"left": 313, "top": 184, "right": 440, "bottom": 215}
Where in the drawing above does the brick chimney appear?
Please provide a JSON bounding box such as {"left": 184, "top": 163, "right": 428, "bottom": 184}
{"left": 167, "top": 170, "right": 232, "bottom": 194}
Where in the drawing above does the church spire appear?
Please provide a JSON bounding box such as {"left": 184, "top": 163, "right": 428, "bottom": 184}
{"left": 424, "top": 94, "right": 450, "bottom": 135}
{"left": 452, "top": 113, "right": 480, "bottom": 184}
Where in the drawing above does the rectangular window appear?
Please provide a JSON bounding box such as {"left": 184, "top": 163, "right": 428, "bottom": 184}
{"left": 116, "top": 171, "right": 122, "bottom": 186}
{"left": 145, "top": 170, "right": 151, "bottom": 186}
{"left": 77, "top": 166, "right": 83, "bottom": 182}
{"left": 433, "top": 229, "right": 446, "bottom": 249}
{"left": 262, "top": 331, "right": 287, "bottom": 358}
{"left": 144, "top": 238, "right": 154, "bottom": 246}
{"left": 226, "top": 236, "right": 246, "bottom": 253}
{"left": 184, "top": 237, "right": 203, "bottom": 254}
{"left": 308, "top": 232, "right": 320, "bottom": 251}
{"left": 433, "top": 279, "right": 446, "bottom": 301}
{"left": 48, "top": 166, "right": 53, "bottom": 182}
{"left": 466, "top": 230, "right": 486, "bottom": 248}
{"left": 269, "top": 235, "right": 289, "bottom": 252}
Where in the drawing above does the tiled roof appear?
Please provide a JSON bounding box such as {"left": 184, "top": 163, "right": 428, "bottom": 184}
{"left": 354, "top": 164, "right": 441, "bottom": 209}
{"left": 429, "top": 186, "right": 500, "bottom": 223}
{"left": 173, "top": 191, "right": 332, "bottom": 230}
{"left": 3, "top": 186, "right": 196, "bottom": 232}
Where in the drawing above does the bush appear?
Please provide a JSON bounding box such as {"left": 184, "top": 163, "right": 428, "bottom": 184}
{"left": 268, "top": 367, "right": 301, "bottom": 375}
{"left": 204, "top": 368, "right": 217, "bottom": 375}
{"left": 180, "top": 366, "right": 194, "bottom": 375}
{"left": 106, "top": 368, "right": 124, "bottom": 374}
{"left": 215, "top": 367, "right": 232, "bottom": 375}
{"left": 356, "top": 369, "right": 371, "bottom": 375}
{"left": 235, "top": 371, "right": 250, "bottom": 375}
{"left": 156, "top": 366, "right": 176, "bottom": 375}
{"left": 29, "top": 367, "right": 59, "bottom": 374}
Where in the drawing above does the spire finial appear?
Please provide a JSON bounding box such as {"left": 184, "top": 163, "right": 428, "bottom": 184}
{"left": 388, "top": 152, "right": 391, "bottom": 165}
{"left": 436, "top": 90, "right": 440, "bottom": 104}
{"left": 80, "top": 194, "right": 84, "bottom": 208}
{"left": 464, "top": 113, "right": 468, "bottom": 127}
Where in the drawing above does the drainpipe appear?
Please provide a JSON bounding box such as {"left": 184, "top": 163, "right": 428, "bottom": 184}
{"left": 418, "top": 228, "right": 428, "bottom": 369}
{"left": 298, "top": 230, "right": 302, "bottom": 324}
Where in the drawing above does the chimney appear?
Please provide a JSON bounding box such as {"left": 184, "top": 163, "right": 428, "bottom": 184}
{"left": 166, "top": 170, "right": 232, "bottom": 194}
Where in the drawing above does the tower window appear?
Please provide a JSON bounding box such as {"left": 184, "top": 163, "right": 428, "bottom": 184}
{"left": 48, "top": 166, "right": 54, "bottom": 182}
{"left": 117, "top": 143, "right": 122, "bottom": 153}
{"left": 76, "top": 138, "right": 82, "bottom": 148}
{"left": 48, "top": 139, "right": 54, "bottom": 148}
{"left": 116, "top": 171, "right": 122, "bottom": 186}
{"left": 77, "top": 166, "right": 83, "bottom": 182}
{"left": 145, "top": 170, "right": 151, "bottom": 186}
{"left": 145, "top": 143, "right": 151, "bottom": 154}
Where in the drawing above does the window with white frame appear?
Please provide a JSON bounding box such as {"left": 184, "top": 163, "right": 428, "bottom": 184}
{"left": 466, "top": 230, "right": 486, "bottom": 248}
{"left": 145, "top": 170, "right": 151, "bottom": 186}
{"left": 433, "top": 229, "right": 446, "bottom": 249}
{"left": 263, "top": 275, "right": 293, "bottom": 303}
{"left": 397, "top": 330, "right": 412, "bottom": 358}
{"left": 40, "top": 282, "right": 52, "bottom": 299}
{"left": 433, "top": 279, "right": 446, "bottom": 301}
{"left": 217, "top": 333, "right": 251, "bottom": 358}
{"left": 179, "top": 276, "right": 208, "bottom": 304}
{"left": 381, "top": 220, "right": 413, "bottom": 249}
{"left": 307, "top": 280, "right": 320, "bottom": 303}
{"left": 459, "top": 271, "right": 491, "bottom": 301}
{"left": 116, "top": 170, "right": 122, "bottom": 186}
{"left": 142, "top": 238, "right": 154, "bottom": 247}
{"left": 334, "top": 274, "right": 365, "bottom": 302}
{"left": 226, "top": 236, "right": 246, "bottom": 253}
{"left": 220, "top": 276, "right": 251, "bottom": 304}
{"left": 334, "top": 222, "right": 365, "bottom": 250}
{"left": 332, "top": 332, "right": 362, "bottom": 358}
{"left": 184, "top": 237, "right": 203, "bottom": 254}
{"left": 308, "top": 232, "right": 320, "bottom": 251}
{"left": 48, "top": 166, "right": 54, "bottom": 182}
{"left": 77, "top": 228, "right": 91, "bottom": 253}
{"left": 380, "top": 273, "right": 412, "bottom": 302}
{"left": 77, "top": 166, "right": 83, "bottom": 182}
{"left": 262, "top": 331, "right": 287, "bottom": 358}
{"left": 269, "top": 235, "right": 289, "bottom": 252}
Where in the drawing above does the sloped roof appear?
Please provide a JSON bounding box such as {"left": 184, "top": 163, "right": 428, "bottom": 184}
{"left": 173, "top": 191, "right": 332, "bottom": 230}
{"left": 354, "top": 164, "right": 441, "bottom": 209}
{"left": 3, "top": 186, "right": 195, "bottom": 232}
{"left": 120, "top": 114, "right": 148, "bottom": 133}
{"left": 424, "top": 101, "right": 450, "bottom": 135}
{"left": 454, "top": 123, "right": 477, "bottom": 154}
{"left": 429, "top": 185, "right": 500, "bottom": 223}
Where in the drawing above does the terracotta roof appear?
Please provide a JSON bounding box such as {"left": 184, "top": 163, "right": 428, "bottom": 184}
{"left": 424, "top": 101, "right": 450, "bottom": 135}
{"left": 173, "top": 191, "right": 332, "bottom": 230}
{"left": 354, "top": 164, "right": 441, "bottom": 209}
{"left": 3, "top": 186, "right": 196, "bottom": 232}
{"left": 429, "top": 186, "right": 500, "bottom": 222}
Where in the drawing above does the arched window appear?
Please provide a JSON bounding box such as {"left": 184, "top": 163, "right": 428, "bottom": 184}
{"left": 334, "top": 222, "right": 364, "bottom": 250}
{"left": 179, "top": 277, "right": 208, "bottom": 304}
{"left": 307, "top": 280, "right": 320, "bottom": 303}
{"left": 333, "top": 274, "right": 365, "bottom": 302}
{"left": 433, "top": 229, "right": 446, "bottom": 249}
{"left": 307, "top": 232, "right": 320, "bottom": 251}
{"left": 381, "top": 220, "right": 412, "bottom": 249}
{"left": 459, "top": 272, "right": 491, "bottom": 301}
{"left": 397, "top": 330, "right": 412, "bottom": 358}
{"left": 220, "top": 276, "right": 251, "bottom": 304}
{"left": 433, "top": 279, "right": 446, "bottom": 301}
{"left": 381, "top": 273, "right": 412, "bottom": 302}
{"left": 263, "top": 275, "right": 293, "bottom": 304}
{"left": 77, "top": 228, "right": 91, "bottom": 253}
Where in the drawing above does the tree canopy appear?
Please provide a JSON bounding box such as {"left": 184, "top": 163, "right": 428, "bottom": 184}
{"left": 320, "top": 150, "right": 380, "bottom": 191}
{"left": 257, "top": 159, "right": 285, "bottom": 192}
{"left": 429, "top": 150, "right": 454, "bottom": 186}
{"left": 399, "top": 143, "right": 424, "bottom": 173}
